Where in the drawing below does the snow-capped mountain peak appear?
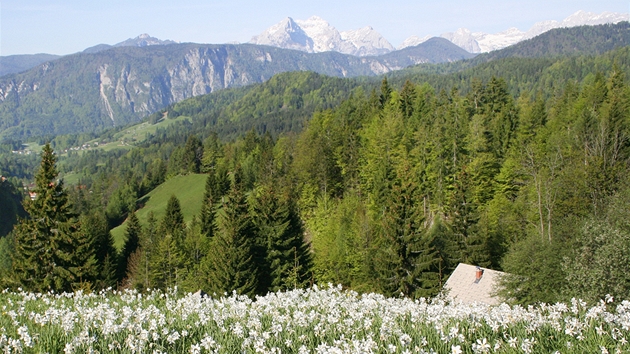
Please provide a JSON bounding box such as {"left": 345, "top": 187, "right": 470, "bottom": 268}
{"left": 340, "top": 26, "right": 395, "bottom": 56}
{"left": 294, "top": 16, "right": 351, "bottom": 53}
{"left": 250, "top": 17, "right": 314, "bottom": 52}
{"left": 439, "top": 28, "right": 481, "bottom": 53}
{"left": 250, "top": 17, "right": 394, "bottom": 56}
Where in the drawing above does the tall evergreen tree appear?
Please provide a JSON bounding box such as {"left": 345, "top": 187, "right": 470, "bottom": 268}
{"left": 203, "top": 167, "right": 259, "bottom": 297}
{"left": 10, "top": 143, "right": 97, "bottom": 292}
{"left": 81, "top": 212, "right": 117, "bottom": 289}
{"left": 117, "top": 210, "right": 141, "bottom": 282}
{"left": 151, "top": 200, "right": 187, "bottom": 289}
{"left": 127, "top": 212, "right": 158, "bottom": 290}
{"left": 182, "top": 134, "right": 203, "bottom": 174}
{"left": 200, "top": 171, "right": 228, "bottom": 237}
{"left": 250, "top": 184, "right": 312, "bottom": 292}
{"left": 375, "top": 163, "right": 439, "bottom": 298}
{"left": 160, "top": 195, "right": 185, "bottom": 238}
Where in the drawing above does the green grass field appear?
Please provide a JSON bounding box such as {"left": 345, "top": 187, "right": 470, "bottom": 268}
{"left": 111, "top": 173, "right": 207, "bottom": 250}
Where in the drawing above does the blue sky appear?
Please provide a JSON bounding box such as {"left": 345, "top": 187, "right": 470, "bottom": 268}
{"left": 1, "top": 0, "right": 628, "bottom": 56}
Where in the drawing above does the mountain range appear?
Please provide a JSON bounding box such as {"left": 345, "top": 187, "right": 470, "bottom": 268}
{"left": 0, "top": 38, "right": 472, "bottom": 140}
{"left": 434, "top": 10, "right": 629, "bottom": 53}
{"left": 253, "top": 10, "right": 628, "bottom": 55}
{"left": 1, "top": 10, "right": 626, "bottom": 79}
{"left": 0, "top": 19, "right": 627, "bottom": 142}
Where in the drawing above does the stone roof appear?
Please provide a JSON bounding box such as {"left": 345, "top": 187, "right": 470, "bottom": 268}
{"left": 443, "top": 263, "right": 505, "bottom": 305}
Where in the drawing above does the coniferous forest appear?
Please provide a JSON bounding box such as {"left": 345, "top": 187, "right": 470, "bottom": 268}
{"left": 0, "top": 38, "right": 629, "bottom": 306}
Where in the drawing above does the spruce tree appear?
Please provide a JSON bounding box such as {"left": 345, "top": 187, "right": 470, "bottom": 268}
{"left": 160, "top": 195, "right": 185, "bottom": 237}
{"left": 11, "top": 143, "right": 97, "bottom": 292}
{"left": 126, "top": 212, "right": 157, "bottom": 290}
{"left": 200, "top": 171, "right": 228, "bottom": 238}
{"left": 250, "top": 184, "right": 312, "bottom": 292}
{"left": 81, "top": 212, "right": 117, "bottom": 290}
{"left": 117, "top": 211, "right": 141, "bottom": 282}
{"left": 203, "top": 167, "right": 259, "bottom": 297}
{"left": 152, "top": 201, "right": 187, "bottom": 289}
{"left": 375, "top": 163, "right": 438, "bottom": 298}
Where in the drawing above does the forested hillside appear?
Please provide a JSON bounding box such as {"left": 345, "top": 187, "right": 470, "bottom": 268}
{"left": 0, "top": 29, "right": 629, "bottom": 304}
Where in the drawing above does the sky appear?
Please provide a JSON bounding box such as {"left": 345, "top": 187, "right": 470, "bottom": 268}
{"left": 1, "top": 0, "right": 629, "bottom": 56}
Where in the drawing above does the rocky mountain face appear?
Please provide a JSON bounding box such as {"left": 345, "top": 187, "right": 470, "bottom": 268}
{"left": 430, "top": 10, "right": 628, "bottom": 53}
{"left": 0, "top": 40, "right": 472, "bottom": 140}
{"left": 250, "top": 16, "right": 395, "bottom": 56}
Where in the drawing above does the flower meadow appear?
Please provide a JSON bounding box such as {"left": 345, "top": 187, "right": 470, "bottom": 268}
{"left": 0, "top": 285, "right": 629, "bottom": 353}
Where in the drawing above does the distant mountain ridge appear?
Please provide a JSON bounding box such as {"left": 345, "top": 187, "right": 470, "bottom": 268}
{"left": 3, "top": 10, "right": 626, "bottom": 78}
{"left": 0, "top": 39, "right": 472, "bottom": 140}
{"left": 0, "top": 34, "right": 180, "bottom": 77}
{"left": 0, "top": 54, "right": 62, "bottom": 77}
{"left": 250, "top": 10, "right": 628, "bottom": 55}
{"left": 83, "top": 33, "right": 179, "bottom": 54}
{"left": 427, "top": 10, "right": 628, "bottom": 53}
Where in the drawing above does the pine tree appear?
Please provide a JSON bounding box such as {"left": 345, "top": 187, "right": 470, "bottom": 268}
{"left": 203, "top": 167, "right": 259, "bottom": 297}
{"left": 11, "top": 143, "right": 97, "bottom": 292}
{"left": 379, "top": 77, "right": 392, "bottom": 108}
{"left": 182, "top": 135, "right": 203, "bottom": 174}
{"left": 151, "top": 233, "right": 186, "bottom": 289}
{"left": 181, "top": 216, "right": 210, "bottom": 292}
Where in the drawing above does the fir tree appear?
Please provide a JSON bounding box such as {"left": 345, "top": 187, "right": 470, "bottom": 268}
{"left": 11, "top": 143, "right": 97, "bottom": 292}
{"left": 126, "top": 212, "right": 157, "bottom": 290}
{"left": 151, "top": 233, "right": 186, "bottom": 289}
